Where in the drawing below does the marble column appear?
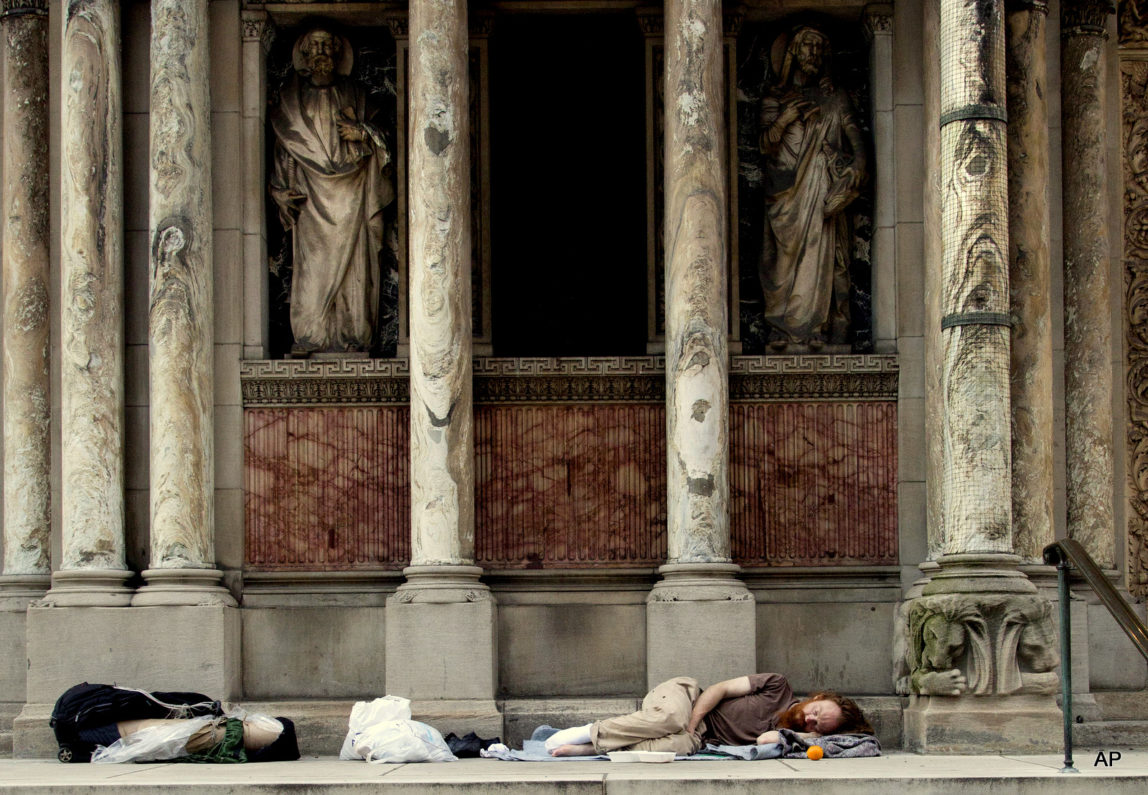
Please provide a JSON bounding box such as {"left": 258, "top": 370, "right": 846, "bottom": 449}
{"left": 385, "top": 0, "right": 497, "bottom": 730}
{"left": 134, "top": 0, "right": 232, "bottom": 606}
{"left": 647, "top": 0, "right": 753, "bottom": 689}
{"left": 49, "top": 0, "right": 132, "bottom": 606}
{"left": 924, "top": 0, "right": 945, "bottom": 562}
{"left": 241, "top": 11, "right": 273, "bottom": 360}
{"left": 1, "top": 0, "right": 51, "bottom": 605}
{"left": 1006, "top": 0, "right": 1055, "bottom": 563}
{"left": 902, "top": 0, "right": 1060, "bottom": 753}
{"left": 1061, "top": 0, "right": 1117, "bottom": 569}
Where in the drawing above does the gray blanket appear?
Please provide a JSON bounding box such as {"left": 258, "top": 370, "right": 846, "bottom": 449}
{"left": 479, "top": 725, "right": 880, "bottom": 762}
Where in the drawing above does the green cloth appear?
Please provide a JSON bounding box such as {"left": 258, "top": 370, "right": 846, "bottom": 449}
{"left": 179, "top": 718, "right": 247, "bottom": 764}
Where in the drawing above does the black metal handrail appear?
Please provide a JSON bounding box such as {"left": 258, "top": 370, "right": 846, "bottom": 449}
{"left": 1042, "top": 538, "right": 1148, "bottom": 773}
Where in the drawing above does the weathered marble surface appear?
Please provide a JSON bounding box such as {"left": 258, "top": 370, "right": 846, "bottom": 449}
{"left": 663, "top": 0, "right": 730, "bottom": 564}
{"left": 729, "top": 402, "right": 898, "bottom": 565}
{"left": 148, "top": 0, "right": 215, "bottom": 569}
{"left": 938, "top": 0, "right": 1012, "bottom": 555}
{"left": 475, "top": 405, "right": 668, "bottom": 567}
{"left": 59, "top": 0, "right": 127, "bottom": 574}
{"left": 924, "top": 0, "right": 944, "bottom": 559}
{"left": 245, "top": 408, "right": 410, "bottom": 569}
{"left": 408, "top": 0, "right": 474, "bottom": 566}
{"left": 1062, "top": 1, "right": 1116, "bottom": 568}
{"left": 2, "top": 5, "right": 50, "bottom": 576}
{"left": 1006, "top": 0, "right": 1055, "bottom": 562}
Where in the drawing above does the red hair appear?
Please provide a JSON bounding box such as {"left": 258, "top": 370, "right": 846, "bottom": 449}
{"left": 775, "top": 691, "right": 874, "bottom": 735}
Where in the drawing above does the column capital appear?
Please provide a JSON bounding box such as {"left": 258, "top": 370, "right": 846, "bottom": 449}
{"left": 1005, "top": 0, "right": 1050, "bottom": 14}
{"left": 0, "top": 0, "right": 47, "bottom": 19}
{"left": 384, "top": 13, "right": 408, "bottom": 42}
{"left": 863, "top": 4, "right": 894, "bottom": 40}
{"left": 241, "top": 10, "right": 274, "bottom": 51}
{"left": 1062, "top": 0, "right": 1115, "bottom": 38}
{"left": 723, "top": 6, "right": 745, "bottom": 37}
{"left": 470, "top": 9, "right": 495, "bottom": 38}
{"left": 636, "top": 6, "right": 663, "bottom": 37}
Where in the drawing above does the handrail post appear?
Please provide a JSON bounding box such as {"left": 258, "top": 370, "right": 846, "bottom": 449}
{"left": 1057, "top": 559, "right": 1078, "bottom": 773}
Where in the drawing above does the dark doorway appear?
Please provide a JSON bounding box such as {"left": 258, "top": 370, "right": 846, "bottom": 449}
{"left": 490, "top": 14, "right": 646, "bottom": 356}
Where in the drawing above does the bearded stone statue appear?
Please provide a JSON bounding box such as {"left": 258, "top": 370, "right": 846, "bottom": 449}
{"left": 270, "top": 27, "right": 394, "bottom": 355}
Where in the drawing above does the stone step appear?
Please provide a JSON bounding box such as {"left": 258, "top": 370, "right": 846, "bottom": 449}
{"left": 1073, "top": 719, "right": 1148, "bottom": 749}
{"left": 1093, "top": 690, "right": 1148, "bottom": 721}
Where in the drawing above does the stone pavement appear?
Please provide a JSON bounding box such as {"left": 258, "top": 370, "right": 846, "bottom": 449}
{"left": 1, "top": 751, "right": 1147, "bottom": 794}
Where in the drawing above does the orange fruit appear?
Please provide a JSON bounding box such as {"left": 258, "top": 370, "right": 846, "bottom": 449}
{"left": 806, "top": 745, "right": 824, "bottom": 760}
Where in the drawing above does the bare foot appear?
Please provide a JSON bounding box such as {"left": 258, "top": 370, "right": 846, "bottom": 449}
{"left": 549, "top": 743, "right": 597, "bottom": 757}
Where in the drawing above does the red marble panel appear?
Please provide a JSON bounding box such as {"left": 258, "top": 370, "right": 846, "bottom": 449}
{"left": 475, "top": 404, "right": 668, "bottom": 567}
{"left": 245, "top": 407, "right": 410, "bottom": 570}
{"left": 730, "top": 401, "right": 898, "bottom": 565}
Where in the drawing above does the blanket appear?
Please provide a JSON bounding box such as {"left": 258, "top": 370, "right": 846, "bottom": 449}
{"left": 478, "top": 726, "right": 881, "bottom": 761}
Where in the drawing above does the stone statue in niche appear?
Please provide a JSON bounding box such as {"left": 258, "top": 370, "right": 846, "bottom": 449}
{"left": 270, "top": 26, "right": 394, "bottom": 355}
{"left": 757, "top": 25, "right": 867, "bottom": 351}
{"left": 898, "top": 593, "right": 1059, "bottom": 697}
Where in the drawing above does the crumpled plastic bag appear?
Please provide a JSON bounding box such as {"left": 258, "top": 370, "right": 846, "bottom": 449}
{"left": 91, "top": 717, "right": 215, "bottom": 763}
{"left": 339, "top": 696, "right": 456, "bottom": 763}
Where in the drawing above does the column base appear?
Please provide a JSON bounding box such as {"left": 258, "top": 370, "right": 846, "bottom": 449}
{"left": 903, "top": 694, "right": 1063, "bottom": 753}
{"left": 40, "top": 569, "right": 133, "bottom": 607}
{"left": 646, "top": 563, "right": 756, "bottom": 688}
{"left": 0, "top": 574, "right": 50, "bottom": 611}
{"left": 132, "top": 568, "right": 237, "bottom": 607}
{"left": 385, "top": 566, "right": 498, "bottom": 701}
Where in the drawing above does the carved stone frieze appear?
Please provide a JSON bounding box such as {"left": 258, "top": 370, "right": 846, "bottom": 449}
{"left": 241, "top": 355, "right": 898, "bottom": 406}
{"left": 0, "top": 0, "right": 46, "bottom": 17}
{"left": 1122, "top": 55, "right": 1148, "bottom": 597}
{"left": 1120, "top": 0, "right": 1148, "bottom": 44}
{"left": 898, "top": 593, "right": 1059, "bottom": 696}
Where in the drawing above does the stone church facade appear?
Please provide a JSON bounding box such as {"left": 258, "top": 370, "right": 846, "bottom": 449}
{"left": 0, "top": 0, "right": 1145, "bottom": 755}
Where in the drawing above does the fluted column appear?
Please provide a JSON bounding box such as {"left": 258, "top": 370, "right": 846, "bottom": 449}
{"left": 48, "top": 0, "right": 132, "bottom": 606}
{"left": 647, "top": 0, "right": 752, "bottom": 689}
{"left": 1061, "top": 0, "right": 1117, "bottom": 569}
{"left": 1, "top": 0, "right": 51, "bottom": 605}
{"left": 1006, "top": 0, "right": 1055, "bottom": 563}
{"left": 134, "top": 0, "right": 232, "bottom": 606}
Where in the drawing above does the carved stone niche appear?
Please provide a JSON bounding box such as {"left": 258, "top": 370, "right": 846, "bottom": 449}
{"left": 736, "top": 15, "right": 876, "bottom": 356}
{"left": 897, "top": 593, "right": 1059, "bottom": 697}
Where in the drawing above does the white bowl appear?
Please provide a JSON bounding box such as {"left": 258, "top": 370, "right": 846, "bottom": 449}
{"left": 607, "top": 750, "right": 676, "bottom": 763}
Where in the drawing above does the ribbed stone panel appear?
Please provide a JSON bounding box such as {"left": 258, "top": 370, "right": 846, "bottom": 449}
{"left": 2, "top": 2, "right": 51, "bottom": 578}
{"left": 663, "top": 0, "right": 730, "bottom": 564}
{"left": 938, "top": 0, "right": 1013, "bottom": 555}
{"left": 58, "top": 0, "right": 128, "bottom": 578}
{"left": 147, "top": 0, "right": 215, "bottom": 570}
{"left": 407, "top": 0, "right": 475, "bottom": 567}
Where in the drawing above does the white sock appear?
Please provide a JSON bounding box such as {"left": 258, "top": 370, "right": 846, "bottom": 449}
{"left": 544, "top": 724, "right": 592, "bottom": 750}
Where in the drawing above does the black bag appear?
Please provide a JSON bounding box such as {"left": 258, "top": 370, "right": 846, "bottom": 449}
{"left": 50, "top": 682, "right": 222, "bottom": 763}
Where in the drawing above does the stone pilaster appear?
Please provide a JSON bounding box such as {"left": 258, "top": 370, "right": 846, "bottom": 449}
{"left": 1006, "top": 0, "right": 1055, "bottom": 563}
{"left": 1, "top": 0, "right": 51, "bottom": 604}
{"left": 241, "top": 11, "right": 273, "bottom": 360}
{"left": 1062, "top": 0, "right": 1117, "bottom": 569}
{"left": 924, "top": 0, "right": 944, "bottom": 561}
{"left": 865, "top": 4, "right": 896, "bottom": 353}
{"left": 134, "top": 0, "right": 232, "bottom": 606}
{"left": 647, "top": 0, "right": 753, "bottom": 690}
{"left": 901, "top": 0, "right": 1060, "bottom": 753}
{"left": 48, "top": 0, "right": 132, "bottom": 606}
{"left": 386, "top": 0, "right": 496, "bottom": 730}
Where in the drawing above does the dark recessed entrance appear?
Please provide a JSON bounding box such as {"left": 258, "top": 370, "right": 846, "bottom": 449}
{"left": 490, "top": 14, "right": 646, "bottom": 356}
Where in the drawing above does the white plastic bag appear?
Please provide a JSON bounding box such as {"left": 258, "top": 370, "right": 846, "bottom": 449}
{"left": 354, "top": 719, "right": 457, "bottom": 764}
{"left": 339, "top": 696, "right": 413, "bottom": 760}
{"left": 91, "top": 717, "right": 214, "bottom": 764}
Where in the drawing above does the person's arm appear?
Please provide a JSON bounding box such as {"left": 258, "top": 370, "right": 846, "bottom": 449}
{"left": 756, "top": 729, "right": 820, "bottom": 745}
{"left": 686, "top": 676, "right": 753, "bottom": 735}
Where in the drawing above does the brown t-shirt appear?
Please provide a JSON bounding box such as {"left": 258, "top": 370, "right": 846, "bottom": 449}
{"left": 702, "top": 673, "right": 798, "bottom": 746}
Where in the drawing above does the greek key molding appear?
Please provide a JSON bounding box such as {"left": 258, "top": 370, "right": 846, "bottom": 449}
{"left": 242, "top": 355, "right": 898, "bottom": 406}
{"left": 1122, "top": 56, "right": 1148, "bottom": 597}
